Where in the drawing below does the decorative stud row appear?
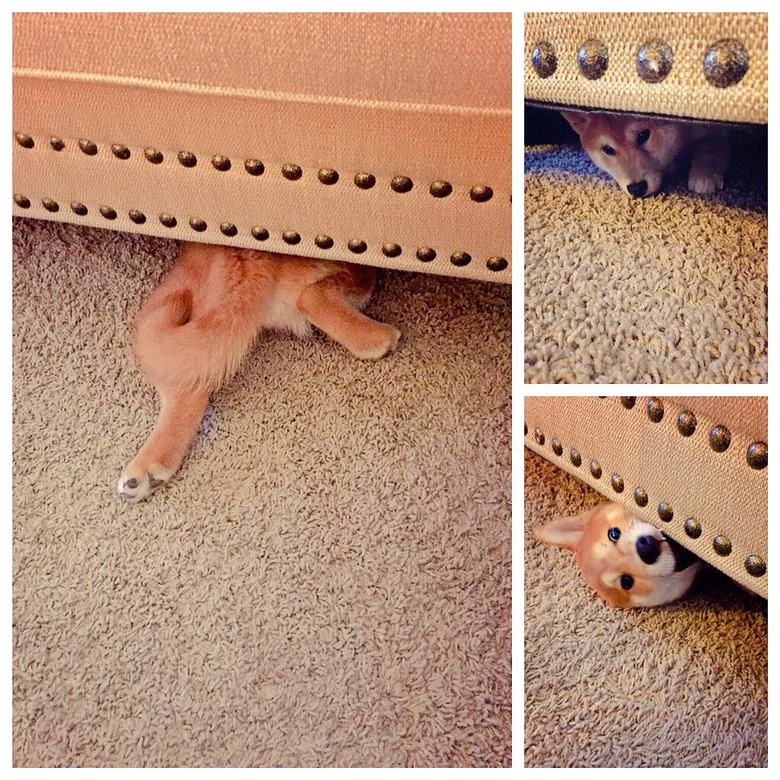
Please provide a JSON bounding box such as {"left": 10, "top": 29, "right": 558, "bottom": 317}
{"left": 13, "top": 133, "right": 498, "bottom": 203}
{"left": 12, "top": 193, "right": 508, "bottom": 273}
{"left": 531, "top": 36, "right": 750, "bottom": 88}
{"left": 618, "top": 396, "right": 768, "bottom": 469}
{"left": 523, "top": 415, "right": 767, "bottom": 579}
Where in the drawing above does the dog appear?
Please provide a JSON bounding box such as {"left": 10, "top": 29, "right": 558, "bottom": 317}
{"left": 560, "top": 110, "right": 730, "bottom": 198}
{"left": 118, "top": 242, "right": 400, "bottom": 502}
{"left": 535, "top": 502, "right": 701, "bottom": 607}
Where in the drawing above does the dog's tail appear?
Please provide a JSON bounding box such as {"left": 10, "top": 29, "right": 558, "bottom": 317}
{"left": 133, "top": 285, "right": 259, "bottom": 393}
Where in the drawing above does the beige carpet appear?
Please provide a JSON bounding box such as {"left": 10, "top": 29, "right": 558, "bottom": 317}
{"left": 524, "top": 447, "right": 767, "bottom": 768}
{"left": 12, "top": 217, "right": 511, "bottom": 768}
{"left": 524, "top": 132, "right": 767, "bottom": 384}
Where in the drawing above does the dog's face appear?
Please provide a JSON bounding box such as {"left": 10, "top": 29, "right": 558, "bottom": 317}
{"left": 535, "top": 503, "right": 700, "bottom": 608}
{"left": 561, "top": 111, "right": 686, "bottom": 198}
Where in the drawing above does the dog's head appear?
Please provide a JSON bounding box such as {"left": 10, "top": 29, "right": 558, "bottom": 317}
{"left": 535, "top": 503, "right": 700, "bottom": 608}
{"left": 560, "top": 111, "right": 686, "bottom": 198}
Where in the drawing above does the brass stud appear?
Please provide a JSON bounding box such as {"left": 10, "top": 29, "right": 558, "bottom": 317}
{"left": 611, "top": 474, "right": 624, "bottom": 493}
{"left": 177, "top": 151, "right": 197, "bottom": 168}
{"left": 382, "top": 243, "right": 402, "bottom": 258}
{"left": 569, "top": 448, "right": 582, "bottom": 467}
{"left": 144, "top": 148, "right": 164, "bottom": 164}
{"left": 636, "top": 39, "right": 674, "bottom": 83}
{"left": 14, "top": 194, "right": 31, "bottom": 209}
{"left": 621, "top": 397, "right": 637, "bottom": 409}
{"left": 634, "top": 487, "right": 648, "bottom": 507}
{"left": 658, "top": 502, "right": 674, "bottom": 523}
{"left": 745, "top": 555, "right": 766, "bottom": 577}
{"left": 354, "top": 172, "right": 376, "bottom": 189}
{"left": 713, "top": 535, "right": 732, "bottom": 556}
{"left": 129, "top": 210, "right": 147, "bottom": 224}
{"left": 450, "top": 252, "right": 472, "bottom": 267}
{"left": 534, "top": 427, "right": 545, "bottom": 446}
{"left": 15, "top": 133, "right": 34, "bottom": 149}
{"left": 315, "top": 235, "right": 334, "bottom": 250}
{"left": 282, "top": 163, "right": 302, "bottom": 181}
{"left": 704, "top": 39, "right": 749, "bottom": 88}
{"left": 531, "top": 41, "right": 558, "bottom": 79}
{"left": 99, "top": 206, "right": 117, "bottom": 220}
{"left": 318, "top": 168, "right": 339, "bottom": 185}
{"left": 469, "top": 185, "right": 494, "bottom": 202}
{"left": 416, "top": 247, "right": 436, "bottom": 262}
{"left": 391, "top": 176, "right": 413, "bottom": 194}
{"left": 78, "top": 139, "right": 98, "bottom": 156}
{"left": 486, "top": 256, "right": 508, "bottom": 272}
{"left": 189, "top": 218, "right": 207, "bottom": 232}
{"left": 551, "top": 438, "right": 563, "bottom": 456}
{"left": 430, "top": 180, "right": 452, "bottom": 198}
{"left": 70, "top": 202, "right": 88, "bottom": 216}
{"left": 251, "top": 227, "right": 269, "bottom": 241}
{"left": 211, "top": 155, "right": 231, "bottom": 172}
{"left": 677, "top": 410, "right": 697, "bottom": 436}
{"left": 111, "top": 144, "right": 131, "bottom": 160}
{"left": 41, "top": 198, "right": 59, "bottom": 212}
{"left": 159, "top": 213, "right": 177, "bottom": 228}
{"left": 220, "top": 222, "right": 237, "bottom": 237}
{"left": 49, "top": 137, "right": 65, "bottom": 151}
{"left": 646, "top": 397, "right": 664, "bottom": 422}
{"left": 746, "top": 441, "right": 768, "bottom": 470}
{"left": 348, "top": 239, "right": 367, "bottom": 254}
{"left": 245, "top": 159, "right": 264, "bottom": 176}
{"left": 590, "top": 460, "right": 602, "bottom": 479}
{"left": 282, "top": 230, "right": 301, "bottom": 245}
{"left": 684, "top": 518, "right": 702, "bottom": 539}
{"left": 709, "top": 425, "right": 731, "bottom": 453}
{"left": 578, "top": 39, "right": 609, "bottom": 80}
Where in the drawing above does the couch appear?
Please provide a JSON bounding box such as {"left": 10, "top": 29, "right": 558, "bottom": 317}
{"left": 13, "top": 12, "right": 511, "bottom": 284}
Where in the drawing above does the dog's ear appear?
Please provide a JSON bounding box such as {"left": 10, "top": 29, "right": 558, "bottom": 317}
{"left": 534, "top": 514, "right": 586, "bottom": 551}
{"left": 560, "top": 110, "right": 590, "bottom": 135}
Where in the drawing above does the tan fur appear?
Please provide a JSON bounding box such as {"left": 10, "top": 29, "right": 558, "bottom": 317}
{"left": 118, "top": 242, "right": 400, "bottom": 501}
{"left": 561, "top": 110, "right": 730, "bottom": 198}
{"left": 535, "top": 503, "right": 700, "bottom": 608}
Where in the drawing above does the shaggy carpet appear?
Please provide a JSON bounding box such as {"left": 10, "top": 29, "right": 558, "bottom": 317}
{"left": 524, "top": 447, "right": 767, "bottom": 768}
{"left": 524, "top": 113, "right": 767, "bottom": 384}
{"left": 12, "top": 217, "right": 511, "bottom": 767}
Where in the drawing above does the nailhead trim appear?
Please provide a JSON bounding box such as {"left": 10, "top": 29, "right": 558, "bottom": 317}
{"left": 530, "top": 36, "right": 751, "bottom": 89}
{"left": 14, "top": 134, "right": 502, "bottom": 203}
{"left": 13, "top": 193, "right": 505, "bottom": 271}
{"left": 13, "top": 135, "right": 509, "bottom": 273}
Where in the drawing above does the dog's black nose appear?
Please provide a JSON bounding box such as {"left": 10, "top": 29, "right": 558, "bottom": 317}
{"left": 636, "top": 534, "right": 661, "bottom": 564}
{"left": 627, "top": 180, "right": 648, "bottom": 198}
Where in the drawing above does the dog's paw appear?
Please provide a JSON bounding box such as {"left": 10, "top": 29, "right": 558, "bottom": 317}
{"left": 688, "top": 169, "right": 724, "bottom": 194}
{"left": 352, "top": 324, "right": 401, "bottom": 361}
{"left": 117, "top": 464, "right": 169, "bottom": 503}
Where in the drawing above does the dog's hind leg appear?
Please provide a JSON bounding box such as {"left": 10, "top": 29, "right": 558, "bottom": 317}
{"left": 118, "top": 385, "right": 211, "bottom": 502}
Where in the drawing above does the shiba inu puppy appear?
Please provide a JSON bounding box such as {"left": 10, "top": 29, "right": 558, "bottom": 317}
{"left": 561, "top": 110, "right": 730, "bottom": 198}
{"left": 118, "top": 242, "right": 400, "bottom": 502}
{"left": 535, "top": 502, "right": 701, "bottom": 607}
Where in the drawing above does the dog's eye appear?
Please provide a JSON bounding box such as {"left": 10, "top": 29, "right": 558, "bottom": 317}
{"left": 602, "top": 145, "right": 616, "bottom": 156}
{"left": 636, "top": 129, "right": 651, "bottom": 145}
{"left": 608, "top": 527, "right": 621, "bottom": 542}
{"left": 620, "top": 575, "right": 635, "bottom": 590}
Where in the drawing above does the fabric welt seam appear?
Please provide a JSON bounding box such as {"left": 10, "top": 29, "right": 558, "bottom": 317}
{"left": 13, "top": 67, "right": 513, "bottom": 119}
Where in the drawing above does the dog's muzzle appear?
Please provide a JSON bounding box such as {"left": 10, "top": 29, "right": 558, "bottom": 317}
{"left": 636, "top": 533, "right": 699, "bottom": 571}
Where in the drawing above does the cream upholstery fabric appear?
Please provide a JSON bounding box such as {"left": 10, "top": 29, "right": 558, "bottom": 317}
{"left": 525, "top": 12, "right": 767, "bottom": 123}
{"left": 524, "top": 397, "right": 767, "bottom": 598}
{"left": 13, "top": 12, "right": 511, "bottom": 282}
